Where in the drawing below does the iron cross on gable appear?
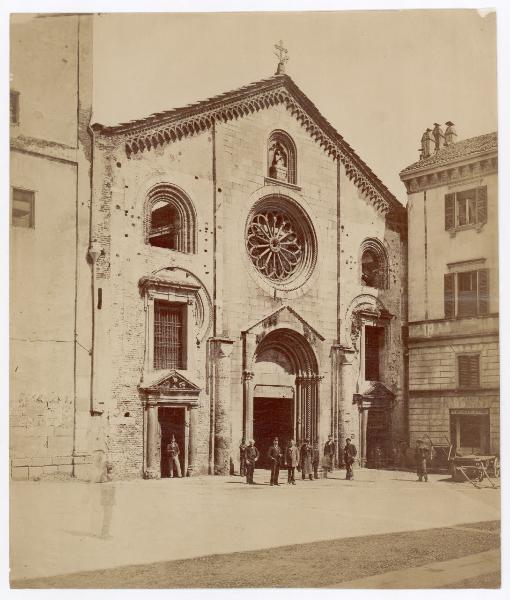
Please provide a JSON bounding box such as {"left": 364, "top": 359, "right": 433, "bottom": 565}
{"left": 274, "top": 40, "right": 289, "bottom": 74}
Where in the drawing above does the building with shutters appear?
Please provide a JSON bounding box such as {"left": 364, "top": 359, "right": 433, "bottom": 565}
{"left": 400, "top": 126, "right": 499, "bottom": 459}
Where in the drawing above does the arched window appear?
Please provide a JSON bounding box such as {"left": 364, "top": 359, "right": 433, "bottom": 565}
{"left": 267, "top": 130, "right": 297, "bottom": 185}
{"left": 145, "top": 184, "right": 196, "bottom": 253}
{"left": 360, "top": 239, "right": 388, "bottom": 289}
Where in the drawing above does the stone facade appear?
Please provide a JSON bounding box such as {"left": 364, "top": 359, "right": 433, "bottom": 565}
{"left": 92, "top": 70, "right": 407, "bottom": 479}
{"left": 400, "top": 127, "right": 499, "bottom": 459}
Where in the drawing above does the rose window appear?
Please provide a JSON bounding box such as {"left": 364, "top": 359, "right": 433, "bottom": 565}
{"left": 245, "top": 196, "right": 317, "bottom": 290}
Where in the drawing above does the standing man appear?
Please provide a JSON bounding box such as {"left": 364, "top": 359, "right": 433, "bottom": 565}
{"left": 239, "top": 439, "right": 247, "bottom": 477}
{"left": 268, "top": 437, "right": 283, "bottom": 486}
{"left": 312, "top": 439, "right": 320, "bottom": 479}
{"left": 415, "top": 439, "right": 429, "bottom": 482}
{"left": 167, "top": 434, "right": 182, "bottom": 478}
{"left": 300, "top": 438, "right": 313, "bottom": 481}
{"left": 323, "top": 434, "right": 335, "bottom": 478}
{"left": 343, "top": 438, "right": 357, "bottom": 480}
{"left": 245, "top": 439, "right": 259, "bottom": 484}
{"left": 286, "top": 439, "right": 299, "bottom": 485}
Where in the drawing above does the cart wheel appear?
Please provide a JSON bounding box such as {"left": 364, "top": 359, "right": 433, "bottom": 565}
{"left": 493, "top": 457, "right": 500, "bottom": 478}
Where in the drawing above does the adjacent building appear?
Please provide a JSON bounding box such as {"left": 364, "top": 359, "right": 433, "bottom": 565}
{"left": 9, "top": 14, "right": 103, "bottom": 480}
{"left": 400, "top": 125, "right": 499, "bottom": 460}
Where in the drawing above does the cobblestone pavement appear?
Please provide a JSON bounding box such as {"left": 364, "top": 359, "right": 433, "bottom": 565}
{"left": 10, "top": 468, "right": 500, "bottom": 586}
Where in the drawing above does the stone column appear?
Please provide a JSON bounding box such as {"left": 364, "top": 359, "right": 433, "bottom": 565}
{"left": 211, "top": 337, "right": 234, "bottom": 475}
{"left": 188, "top": 406, "right": 198, "bottom": 476}
{"left": 242, "top": 370, "right": 254, "bottom": 442}
{"left": 145, "top": 401, "right": 160, "bottom": 479}
{"left": 295, "top": 377, "right": 302, "bottom": 443}
{"left": 360, "top": 407, "right": 368, "bottom": 468}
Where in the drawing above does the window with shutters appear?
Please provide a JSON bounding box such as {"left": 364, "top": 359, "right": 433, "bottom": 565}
{"left": 154, "top": 300, "right": 186, "bottom": 370}
{"left": 444, "top": 269, "right": 489, "bottom": 318}
{"left": 458, "top": 354, "right": 480, "bottom": 388}
{"left": 445, "top": 186, "right": 488, "bottom": 231}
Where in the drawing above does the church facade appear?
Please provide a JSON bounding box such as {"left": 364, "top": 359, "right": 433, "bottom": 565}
{"left": 90, "top": 67, "right": 407, "bottom": 479}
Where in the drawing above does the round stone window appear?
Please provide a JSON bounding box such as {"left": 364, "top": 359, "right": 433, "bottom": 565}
{"left": 246, "top": 196, "right": 317, "bottom": 291}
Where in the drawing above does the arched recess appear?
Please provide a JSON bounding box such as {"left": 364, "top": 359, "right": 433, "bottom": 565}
{"left": 248, "top": 327, "right": 320, "bottom": 445}
{"left": 267, "top": 130, "right": 297, "bottom": 184}
{"left": 144, "top": 183, "right": 197, "bottom": 253}
{"left": 360, "top": 238, "right": 388, "bottom": 289}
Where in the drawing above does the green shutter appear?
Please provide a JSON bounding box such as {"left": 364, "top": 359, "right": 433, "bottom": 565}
{"left": 478, "top": 269, "right": 489, "bottom": 315}
{"left": 444, "top": 273, "right": 455, "bottom": 318}
{"left": 476, "top": 186, "right": 488, "bottom": 225}
{"left": 445, "top": 193, "right": 455, "bottom": 230}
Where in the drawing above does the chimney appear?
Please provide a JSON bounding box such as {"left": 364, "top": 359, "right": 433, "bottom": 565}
{"left": 432, "top": 123, "right": 445, "bottom": 152}
{"left": 444, "top": 121, "right": 457, "bottom": 146}
{"left": 420, "top": 128, "right": 434, "bottom": 159}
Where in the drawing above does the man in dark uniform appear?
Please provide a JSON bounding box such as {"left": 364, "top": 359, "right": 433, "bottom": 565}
{"left": 300, "top": 438, "right": 313, "bottom": 481}
{"left": 167, "top": 434, "right": 182, "bottom": 478}
{"left": 268, "top": 437, "right": 283, "bottom": 486}
{"left": 344, "top": 438, "right": 357, "bottom": 480}
{"left": 323, "top": 434, "right": 335, "bottom": 477}
{"left": 415, "top": 439, "right": 429, "bottom": 482}
{"left": 245, "top": 439, "right": 259, "bottom": 484}
{"left": 312, "top": 439, "right": 320, "bottom": 479}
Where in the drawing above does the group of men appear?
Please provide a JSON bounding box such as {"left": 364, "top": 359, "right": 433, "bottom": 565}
{"left": 241, "top": 435, "right": 358, "bottom": 485}
{"left": 165, "top": 434, "right": 429, "bottom": 483}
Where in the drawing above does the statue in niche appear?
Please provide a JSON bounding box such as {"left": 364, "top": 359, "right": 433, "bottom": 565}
{"left": 269, "top": 141, "right": 288, "bottom": 181}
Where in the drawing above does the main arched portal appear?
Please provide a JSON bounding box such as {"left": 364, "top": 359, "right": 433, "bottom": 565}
{"left": 247, "top": 328, "right": 319, "bottom": 465}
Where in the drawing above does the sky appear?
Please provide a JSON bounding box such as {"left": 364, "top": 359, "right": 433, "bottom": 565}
{"left": 92, "top": 9, "right": 498, "bottom": 204}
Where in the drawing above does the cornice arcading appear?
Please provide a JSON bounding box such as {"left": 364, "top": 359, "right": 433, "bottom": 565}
{"left": 93, "top": 74, "right": 404, "bottom": 218}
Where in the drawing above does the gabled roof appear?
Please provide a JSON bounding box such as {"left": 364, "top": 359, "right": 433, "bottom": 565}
{"left": 400, "top": 132, "right": 498, "bottom": 178}
{"left": 93, "top": 73, "right": 404, "bottom": 217}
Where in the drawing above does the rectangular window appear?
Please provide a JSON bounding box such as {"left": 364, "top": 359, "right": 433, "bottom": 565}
{"left": 365, "top": 326, "right": 383, "bottom": 381}
{"left": 445, "top": 187, "right": 487, "bottom": 230}
{"left": 10, "top": 90, "right": 20, "bottom": 124}
{"left": 444, "top": 269, "right": 489, "bottom": 318}
{"left": 450, "top": 410, "right": 490, "bottom": 454}
{"left": 458, "top": 354, "right": 480, "bottom": 388}
{"left": 12, "top": 189, "right": 35, "bottom": 228}
{"left": 154, "top": 300, "right": 186, "bottom": 370}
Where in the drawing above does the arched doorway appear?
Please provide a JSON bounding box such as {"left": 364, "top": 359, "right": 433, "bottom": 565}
{"left": 250, "top": 328, "right": 319, "bottom": 465}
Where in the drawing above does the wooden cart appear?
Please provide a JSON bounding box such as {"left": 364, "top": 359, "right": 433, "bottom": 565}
{"left": 450, "top": 454, "right": 500, "bottom": 488}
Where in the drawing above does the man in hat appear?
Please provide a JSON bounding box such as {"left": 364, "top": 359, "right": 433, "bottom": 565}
{"left": 415, "top": 439, "right": 429, "bottom": 482}
{"left": 300, "top": 438, "right": 313, "bottom": 481}
{"left": 268, "top": 437, "right": 283, "bottom": 486}
{"left": 245, "top": 439, "right": 259, "bottom": 484}
{"left": 167, "top": 434, "right": 182, "bottom": 478}
{"left": 285, "top": 439, "right": 299, "bottom": 485}
{"left": 343, "top": 438, "right": 357, "bottom": 480}
{"left": 323, "top": 434, "right": 335, "bottom": 478}
{"left": 312, "top": 439, "right": 321, "bottom": 479}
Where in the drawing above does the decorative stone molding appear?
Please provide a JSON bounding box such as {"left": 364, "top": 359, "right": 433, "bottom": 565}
{"left": 402, "top": 156, "right": 497, "bottom": 194}
{"left": 95, "top": 75, "right": 402, "bottom": 217}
